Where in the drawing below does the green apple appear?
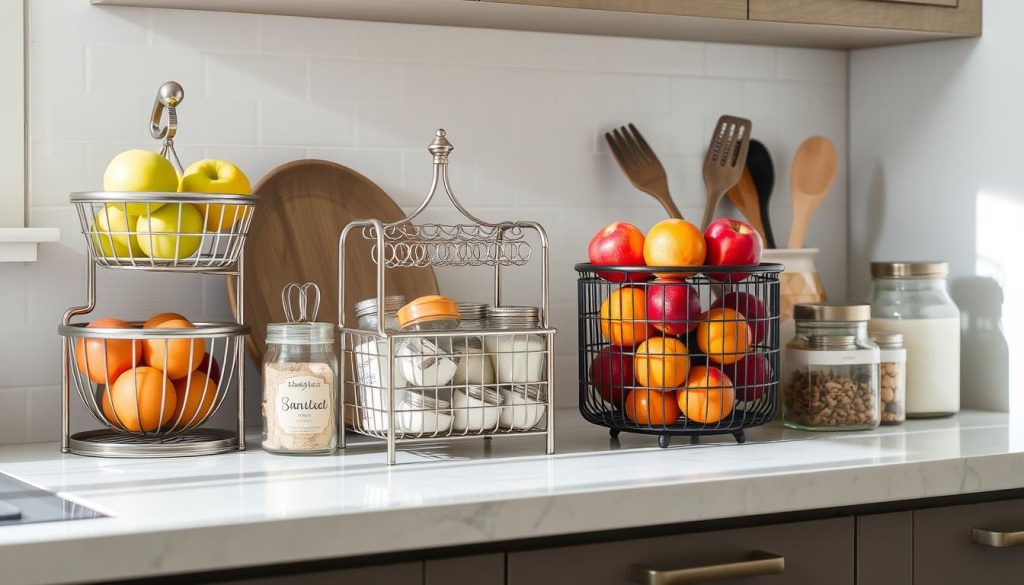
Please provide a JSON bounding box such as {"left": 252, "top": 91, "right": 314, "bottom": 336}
{"left": 92, "top": 205, "right": 146, "bottom": 259}
{"left": 135, "top": 203, "right": 204, "bottom": 259}
{"left": 180, "top": 159, "right": 252, "bottom": 231}
{"left": 103, "top": 150, "right": 178, "bottom": 215}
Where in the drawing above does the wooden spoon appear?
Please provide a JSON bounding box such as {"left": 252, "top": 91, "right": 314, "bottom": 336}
{"left": 787, "top": 136, "right": 837, "bottom": 249}
{"left": 725, "top": 167, "right": 768, "bottom": 243}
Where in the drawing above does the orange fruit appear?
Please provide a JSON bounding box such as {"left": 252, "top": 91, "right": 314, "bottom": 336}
{"left": 696, "top": 308, "right": 751, "bottom": 365}
{"left": 171, "top": 371, "right": 218, "bottom": 427}
{"left": 142, "top": 318, "right": 205, "bottom": 380}
{"left": 624, "top": 388, "right": 681, "bottom": 426}
{"left": 143, "top": 312, "right": 187, "bottom": 329}
{"left": 643, "top": 219, "right": 706, "bottom": 279}
{"left": 679, "top": 365, "right": 735, "bottom": 423}
{"left": 599, "top": 287, "right": 652, "bottom": 347}
{"left": 75, "top": 318, "right": 142, "bottom": 385}
{"left": 634, "top": 337, "right": 690, "bottom": 389}
{"left": 104, "top": 366, "right": 176, "bottom": 432}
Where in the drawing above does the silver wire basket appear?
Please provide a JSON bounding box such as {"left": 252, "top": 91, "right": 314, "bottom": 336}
{"left": 59, "top": 82, "right": 251, "bottom": 458}
{"left": 70, "top": 192, "right": 256, "bottom": 272}
{"left": 338, "top": 129, "right": 556, "bottom": 465}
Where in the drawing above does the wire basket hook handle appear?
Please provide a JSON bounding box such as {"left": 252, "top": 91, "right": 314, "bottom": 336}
{"left": 282, "top": 282, "right": 321, "bottom": 323}
{"left": 150, "top": 81, "right": 185, "bottom": 173}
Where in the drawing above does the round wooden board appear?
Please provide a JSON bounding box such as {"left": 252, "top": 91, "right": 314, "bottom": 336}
{"left": 228, "top": 159, "right": 439, "bottom": 364}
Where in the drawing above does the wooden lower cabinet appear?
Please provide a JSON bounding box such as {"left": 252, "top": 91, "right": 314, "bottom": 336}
{"left": 223, "top": 561, "right": 422, "bottom": 584}
{"left": 508, "top": 517, "right": 854, "bottom": 585}
{"left": 857, "top": 512, "right": 913, "bottom": 585}
{"left": 425, "top": 553, "right": 504, "bottom": 585}
{"left": 914, "top": 498, "right": 1024, "bottom": 584}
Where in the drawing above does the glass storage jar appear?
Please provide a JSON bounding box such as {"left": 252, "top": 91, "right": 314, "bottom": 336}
{"left": 354, "top": 295, "right": 405, "bottom": 331}
{"left": 452, "top": 303, "right": 494, "bottom": 386}
{"left": 783, "top": 304, "right": 880, "bottom": 431}
{"left": 869, "top": 261, "right": 959, "bottom": 417}
{"left": 485, "top": 305, "right": 546, "bottom": 384}
{"left": 870, "top": 330, "right": 906, "bottom": 425}
{"left": 396, "top": 295, "right": 460, "bottom": 388}
{"left": 262, "top": 321, "right": 338, "bottom": 454}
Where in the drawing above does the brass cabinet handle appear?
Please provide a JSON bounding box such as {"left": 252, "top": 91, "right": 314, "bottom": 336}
{"left": 972, "top": 528, "right": 1024, "bottom": 547}
{"left": 629, "top": 551, "right": 785, "bottom": 585}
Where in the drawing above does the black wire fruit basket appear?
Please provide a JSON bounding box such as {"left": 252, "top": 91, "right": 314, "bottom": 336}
{"left": 575, "top": 263, "right": 782, "bottom": 447}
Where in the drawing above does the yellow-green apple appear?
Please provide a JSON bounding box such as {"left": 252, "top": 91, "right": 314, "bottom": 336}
{"left": 646, "top": 279, "right": 701, "bottom": 335}
{"left": 135, "top": 203, "right": 204, "bottom": 259}
{"left": 711, "top": 292, "right": 767, "bottom": 344}
{"left": 179, "top": 159, "right": 252, "bottom": 231}
{"left": 102, "top": 150, "right": 177, "bottom": 215}
{"left": 703, "top": 218, "right": 763, "bottom": 283}
{"left": 589, "top": 346, "right": 635, "bottom": 405}
{"left": 92, "top": 205, "right": 146, "bottom": 258}
{"left": 588, "top": 221, "right": 649, "bottom": 283}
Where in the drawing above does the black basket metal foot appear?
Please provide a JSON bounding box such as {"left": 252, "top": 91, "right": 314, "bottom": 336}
{"left": 690, "top": 435, "right": 701, "bottom": 445}
{"left": 658, "top": 434, "right": 671, "bottom": 448}
{"left": 733, "top": 430, "right": 747, "bottom": 444}
{"left": 609, "top": 429, "right": 620, "bottom": 438}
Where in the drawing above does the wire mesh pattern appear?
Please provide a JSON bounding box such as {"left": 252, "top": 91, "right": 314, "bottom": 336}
{"left": 59, "top": 321, "right": 247, "bottom": 438}
{"left": 360, "top": 222, "right": 533, "bottom": 269}
{"left": 575, "top": 263, "right": 782, "bottom": 447}
{"left": 71, "top": 192, "right": 256, "bottom": 272}
{"left": 342, "top": 328, "right": 553, "bottom": 440}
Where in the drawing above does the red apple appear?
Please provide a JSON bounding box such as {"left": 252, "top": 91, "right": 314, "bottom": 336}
{"left": 703, "top": 218, "right": 764, "bottom": 283}
{"left": 723, "top": 353, "right": 772, "bottom": 401}
{"left": 646, "top": 280, "right": 702, "bottom": 335}
{"left": 711, "top": 292, "right": 768, "bottom": 344}
{"left": 588, "top": 222, "right": 649, "bottom": 283}
{"left": 589, "top": 346, "right": 635, "bottom": 405}
{"left": 196, "top": 353, "right": 221, "bottom": 384}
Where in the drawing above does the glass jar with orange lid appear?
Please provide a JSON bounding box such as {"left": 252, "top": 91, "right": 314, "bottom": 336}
{"left": 396, "top": 295, "right": 461, "bottom": 388}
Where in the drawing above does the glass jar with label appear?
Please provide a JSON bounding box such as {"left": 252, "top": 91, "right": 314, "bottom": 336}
{"left": 869, "top": 261, "right": 959, "bottom": 418}
{"left": 262, "top": 321, "right": 338, "bottom": 455}
{"left": 870, "top": 330, "right": 906, "bottom": 425}
{"left": 784, "top": 304, "right": 880, "bottom": 431}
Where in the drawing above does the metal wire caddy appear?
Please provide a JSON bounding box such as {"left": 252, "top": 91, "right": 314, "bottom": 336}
{"left": 58, "top": 82, "right": 253, "bottom": 457}
{"left": 575, "top": 263, "right": 782, "bottom": 447}
{"left": 338, "top": 129, "right": 556, "bottom": 465}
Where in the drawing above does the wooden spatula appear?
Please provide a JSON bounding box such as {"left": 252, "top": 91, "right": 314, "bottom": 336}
{"left": 726, "top": 167, "right": 768, "bottom": 243}
{"left": 701, "top": 115, "right": 752, "bottom": 230}
{"left": 788, "top": 136, "right": 838, "bottom": 249}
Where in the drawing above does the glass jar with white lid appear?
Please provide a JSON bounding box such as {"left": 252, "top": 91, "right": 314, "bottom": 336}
{"left": 868, "top": 261, "right": 959, "bottom": 417}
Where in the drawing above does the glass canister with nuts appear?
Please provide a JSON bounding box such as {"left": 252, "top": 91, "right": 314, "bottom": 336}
{"left": 870, "top": 330, "right": 906, "bottom": 425}
{"left": 783, "top": 304, "right": 881, "bottom": 431}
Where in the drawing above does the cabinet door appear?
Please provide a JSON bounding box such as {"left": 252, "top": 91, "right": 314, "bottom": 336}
{"left": 857, "top": 512, "right": 912, "bottom": 585}
{"left": 426, "top": 553, "right": 504, "bottom": 585}
{"left": 509, "top": 517, "right": 853, "bottom": 585}
{"left": 915, "top": 499, "right": 1024, "bottom": 584}
{"left": 749, "top": 0, "right": 981, "bottom": 35}
{"left": 479, "top": 0, "right": 747, "bottom": 20}
{"left": 224, "top": 561, "right": 422, "bottom": 584}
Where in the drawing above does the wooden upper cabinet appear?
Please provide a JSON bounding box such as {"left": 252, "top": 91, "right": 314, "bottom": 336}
{"left": 749, "top": 0, "right": 981, "bottom": 35}
{"left": 480, "top": 0, "right": 747, "bottom": 20}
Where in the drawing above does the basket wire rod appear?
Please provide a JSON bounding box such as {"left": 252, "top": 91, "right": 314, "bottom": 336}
{"left": 62, "top": 258, "right": 98, "bottom": 452}
{"left": 236, "top": 249, "right": 246, "bottom": 450}
{"left": 387, "top": 335, "right": 397, "bottom": 466}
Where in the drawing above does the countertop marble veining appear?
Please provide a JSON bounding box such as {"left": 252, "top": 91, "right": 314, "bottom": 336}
{"left": 2, "top": 409, "right": 1024, "bottom": 584}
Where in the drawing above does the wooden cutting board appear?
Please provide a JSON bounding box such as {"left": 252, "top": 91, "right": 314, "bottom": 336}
{"left": 228, "top": 159, "right": 439, "bottom": 364}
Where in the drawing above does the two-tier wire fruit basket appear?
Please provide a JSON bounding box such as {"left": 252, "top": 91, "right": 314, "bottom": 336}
{"left": 576, "top": 263, "right": 782, "bottom": 447}
{"left": 58, "top": 82, "right": 256, "bottom": 457}
{"left": 338, "top": 129, "right": 556, "bottom": 465}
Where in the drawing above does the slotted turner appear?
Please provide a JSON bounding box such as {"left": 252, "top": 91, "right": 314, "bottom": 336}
{"left": 701, "top": 115, "right": 752, "bottom": 230}
{"left": 605, "top": 123, "right": 683, "bottom": 219}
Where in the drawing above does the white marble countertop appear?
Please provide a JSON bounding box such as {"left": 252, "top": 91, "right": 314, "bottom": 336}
{"left": 2, "top": 409, "right": 1024, "bottom": 585}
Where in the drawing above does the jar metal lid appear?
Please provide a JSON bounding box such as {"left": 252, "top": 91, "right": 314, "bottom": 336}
{"left": 870, "top": 261, "right": 949, "bottom": 278}
{"left": 809, "top": 335, "right": 857, "bottom": 350}
{"left": 465, "top": 386, "right": 503, "bottom": 405}
{"left": 397, "top": 295, "right": 460, "bottom": 327}
{"left": 354, "top": 295, "right": 406, "bottom": 318}
{"left": 869, "top": 330, "right": 905, "bottom": 348}
{"left": 266, "top": 322, "right": 334, "bottom": 345}
{"left": 487, "top": 305, "right": 540, "bottom": 327}
{"left": 458, "top": 303, "right": 488, "bottom": 320}
{"left": 794, "top": 303, "right": 871, "bottom": 322}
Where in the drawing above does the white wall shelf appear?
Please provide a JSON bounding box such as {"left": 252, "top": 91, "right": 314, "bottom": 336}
{"left": 0, "top": 228, "right": 61, "bottom": 262}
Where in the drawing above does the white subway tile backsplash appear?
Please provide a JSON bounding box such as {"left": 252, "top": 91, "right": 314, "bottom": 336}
{"left": 259, "top": 14, "right": 354, "bottom": 57}
{"left": 7, "top": 1, "right": 848, "bottom": 443}
{"left": 150, "top": 8, "right": 259, "bottom": 53}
